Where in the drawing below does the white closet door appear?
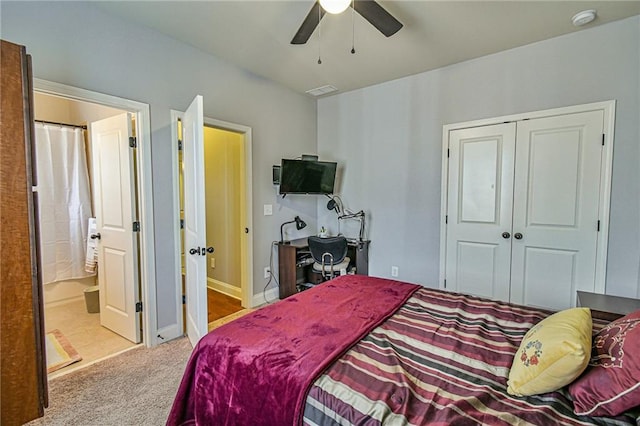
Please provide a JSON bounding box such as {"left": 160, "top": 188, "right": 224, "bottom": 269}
{"left": 445, "top": 123, "right": 516, "bottom": 301}
{"left": 510, "top": 111, "right": 604, "bottom": 310}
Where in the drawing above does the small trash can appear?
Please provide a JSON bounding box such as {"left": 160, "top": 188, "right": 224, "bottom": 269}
{"left": 84, "top": 285, "right": 100, "bottom": 313}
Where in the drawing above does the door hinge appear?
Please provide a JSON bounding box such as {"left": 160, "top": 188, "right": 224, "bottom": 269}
{"left": 447, "top": 148, "right": 450, "bottom": 158}
{"left": 135, "top": 301, "right": 143, "bottom": 312}
{"left": 180, "top": 219, "right": 184, "bottom": 229}
{"left": 182, "top": 295, "right": 186, "bottom": 304}
{"left": 602, "top": 134, "right": 605, "bottom": 146}
{"left": 444, "top": 279, "right": 447, "bottom": 288}
{"left": 129, "top": 136, "right": 137, "bottom": 148}
{"left": 178, "top": 139, "right": 183, "bottom": 151}
{"left": 445, "top": 215, "right": 448, "bottom": 224}
{"left": 597, "top": 220, "right": 600, "bottom": 232}
{"left": 133, "top": 221, "right": 140, "bottom": 232}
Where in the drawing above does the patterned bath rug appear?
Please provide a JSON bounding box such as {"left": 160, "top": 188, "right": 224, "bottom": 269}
{"left": 45, "top": 329, "right": 82, "bottom": 373}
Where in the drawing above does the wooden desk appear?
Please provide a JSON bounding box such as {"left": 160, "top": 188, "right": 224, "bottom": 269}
{"left": 278, "top": 237, "right": 370, "bottom": 299}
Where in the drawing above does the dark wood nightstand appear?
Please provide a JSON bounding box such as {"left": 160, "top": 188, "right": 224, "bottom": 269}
{"left": 577, "top": 291, "right": 640, "bottom": 321}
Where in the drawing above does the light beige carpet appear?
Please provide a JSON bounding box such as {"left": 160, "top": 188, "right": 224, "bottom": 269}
{"left": 27, "top": 337, "right": 192, "bottom": 426}
{"left": 29, "top": 310, "right": 256, "bottom": 425}
{"left": 45, "top": 329, "right": 82, "bottom": 373}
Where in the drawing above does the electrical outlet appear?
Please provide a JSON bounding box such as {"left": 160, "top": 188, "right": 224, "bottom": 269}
{"left": 264, "top": 266, "right": 271, "bottom": 279}
{"left": 263, "top": 204, "right": 273, "bottom": 216}
{"left": 210, "top": 258, "right": 215, "bottom": 268}
{"left": 391, "top": 266, "right": 399, "bottom": 277}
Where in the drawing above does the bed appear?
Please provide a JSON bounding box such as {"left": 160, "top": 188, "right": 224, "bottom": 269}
{"left": 167, "top": 275, "right": 640, "bottom": 425}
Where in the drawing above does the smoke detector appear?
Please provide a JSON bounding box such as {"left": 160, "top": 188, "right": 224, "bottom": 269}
{"left": 572, "top": 10, "right": 597, "bottom": 27}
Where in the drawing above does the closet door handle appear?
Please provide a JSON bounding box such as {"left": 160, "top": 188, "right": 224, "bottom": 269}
{"left": 514, "top": 232, "right": 523, "bottom": 240}
{"left": 189, "top": 247, "right": 201, "bottom": 255}
{"left": 501, "top": 232, "right": 510, "bottom": 239}
{"left": 90, "top": 233, "right": 101, "bottom": 240}
{"left": 206, "top": 247, "right": 214, "bottom": 254}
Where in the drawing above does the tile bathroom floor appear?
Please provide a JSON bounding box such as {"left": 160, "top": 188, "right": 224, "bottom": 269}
{"left": 44, "top": 299, "right": 137, "bottom": 378}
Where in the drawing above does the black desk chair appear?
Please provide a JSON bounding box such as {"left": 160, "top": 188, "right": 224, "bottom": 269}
{"left": 308, "top": 236, "right": 350, "bottom": 280}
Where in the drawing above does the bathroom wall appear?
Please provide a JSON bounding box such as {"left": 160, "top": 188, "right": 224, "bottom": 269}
{"left": 35, "top": 94, "right": 122, "bottom": 124}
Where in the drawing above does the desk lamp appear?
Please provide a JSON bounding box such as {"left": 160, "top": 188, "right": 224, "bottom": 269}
{"left": 280, "top": 216, "right": 307, "bottom": 244}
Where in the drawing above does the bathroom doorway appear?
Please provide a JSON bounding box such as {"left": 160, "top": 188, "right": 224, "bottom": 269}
{"left": 33, "top": 91, "right": 140, "bottom": 376}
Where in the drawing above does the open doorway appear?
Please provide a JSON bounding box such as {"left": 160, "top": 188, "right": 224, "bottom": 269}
{"left": 203, "top": 126, "right": 245, "bottom": 325}
{"left": 33, "top": 92, "right": 138, "bottom": 376}
{"left": 32, "top": 80, "right": 156, "bottom": 376}
{"left": 173, "top": 111, "right": 254, "bottom": 336}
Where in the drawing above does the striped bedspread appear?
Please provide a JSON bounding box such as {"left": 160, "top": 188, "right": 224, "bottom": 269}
{"left": 303, "top": 288, "right": 638, "bottom": 425}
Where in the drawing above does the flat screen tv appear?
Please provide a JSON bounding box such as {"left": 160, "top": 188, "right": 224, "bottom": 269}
{"left": 279, "top": 159, "right": 337, "bottom": 195}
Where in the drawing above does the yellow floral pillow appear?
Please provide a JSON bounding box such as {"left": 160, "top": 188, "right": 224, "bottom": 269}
{"left": 507, "top": 307, "right": 592, "bottom": 396}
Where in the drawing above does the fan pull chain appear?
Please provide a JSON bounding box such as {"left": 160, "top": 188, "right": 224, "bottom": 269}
{"left": 351, "top": 0, "right": 356, "bottom": 54}
{"left": 317, "top": 3, "right": 322, "bottom": 64}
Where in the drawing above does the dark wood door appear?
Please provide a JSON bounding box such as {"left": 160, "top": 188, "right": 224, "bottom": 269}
{"left": 1, "top": 39, "right": 47, "bottom": 425}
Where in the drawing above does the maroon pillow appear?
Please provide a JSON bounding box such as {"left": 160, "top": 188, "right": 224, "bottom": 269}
{"left": 568, "top": 309, "right": 640, "bottom": 417}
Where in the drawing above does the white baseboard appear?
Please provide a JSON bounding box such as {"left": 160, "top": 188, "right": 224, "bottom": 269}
{"left": 207, "top": 278, "right": 241, "bottom": 299}
{"left": 251, "top": 287, "right": 279, "bottom": 308}
{"left": 44, "top": 295, "right": 84, "bottom": 308}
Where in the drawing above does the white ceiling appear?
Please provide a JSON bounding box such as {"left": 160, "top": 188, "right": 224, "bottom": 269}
{"left": 96, "top": 1, "right": 640, "bottom": 97}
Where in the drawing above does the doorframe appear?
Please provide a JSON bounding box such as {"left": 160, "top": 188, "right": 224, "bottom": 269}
{"left": 170, "top": 111, "right": 254, "bottom": 333}
{"left": 439, "top": 100, "right": 615, "bottom": 295}
{"left": 34, "top": 79, "right": 157, "bottom": 347}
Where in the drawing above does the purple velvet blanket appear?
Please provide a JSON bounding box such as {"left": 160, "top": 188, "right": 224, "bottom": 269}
{"left": 166, "top": 275, "right": 419, "bottom": 426}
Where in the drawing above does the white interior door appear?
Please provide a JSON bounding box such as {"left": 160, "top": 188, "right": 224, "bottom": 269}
{"left": 91, "top": 113, "right": 140, "bottom": 343}
{"left": 182, "top": 95, "right": 208, "bottom": 346}
{"left": 509, "top": 110, "right": 604, "bottom": 310}
{"left": 445, "top": 123, "right": 516, "bottom": 301}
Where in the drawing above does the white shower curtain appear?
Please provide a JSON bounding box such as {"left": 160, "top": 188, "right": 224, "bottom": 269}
{"left": 35, "top": 123, "right": 94, "bottom": 284}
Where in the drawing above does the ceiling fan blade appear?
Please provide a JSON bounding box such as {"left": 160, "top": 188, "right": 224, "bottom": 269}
{"left": 291, "top": 1, "right": 326, "bottom": 45}
{"left": 353, "top": 0, "right": 402, "bottom": 37}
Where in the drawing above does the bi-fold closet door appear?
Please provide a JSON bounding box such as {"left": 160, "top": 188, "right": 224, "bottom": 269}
{"left": 444, "top": 108, "right": 606, "bottom": 311}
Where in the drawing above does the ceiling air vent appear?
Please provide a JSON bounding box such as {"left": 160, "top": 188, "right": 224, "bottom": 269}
{"left": 305, "top": 85, "right": 338, "bottom": 97}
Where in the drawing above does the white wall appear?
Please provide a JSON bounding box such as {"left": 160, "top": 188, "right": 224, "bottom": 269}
{"left": 1, "top": 2, "right": 318, "bottom": 334}
{"left": 318, "top": 16, "right": 640, "bottom": 298}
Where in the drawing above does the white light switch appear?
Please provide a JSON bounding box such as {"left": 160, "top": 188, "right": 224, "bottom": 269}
{"left": 264, "top": 204, "right": 273, "bottom": 216}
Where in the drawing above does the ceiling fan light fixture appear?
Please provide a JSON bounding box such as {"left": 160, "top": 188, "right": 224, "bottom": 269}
{"left": 571, "top": 9, "right": 597, "bottom": 27}
{"left": 319, "top": 0, "right": 350, "bottom": 15}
